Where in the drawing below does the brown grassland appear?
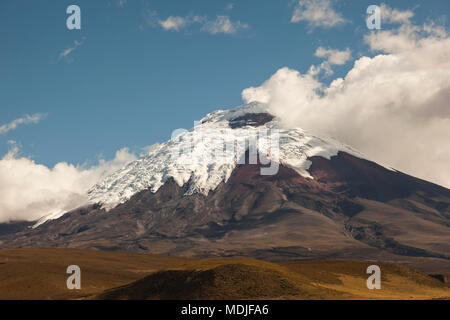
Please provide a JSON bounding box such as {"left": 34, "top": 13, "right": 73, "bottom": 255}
{"left": 0, "top": 248, "right": 448, "bottom": 300}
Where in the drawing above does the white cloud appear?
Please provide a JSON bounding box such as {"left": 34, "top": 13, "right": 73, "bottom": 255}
{"left": 59, "top": 37, "right": 85, "bottom": 62}
{"left": 201, "top": 15, "right": 249, "bottom": 34}
{"left": 158, "top": 16, "right": 193, "bottom": 31}
{"left": 0, "top": 145, "right": 137, "bottom": 223}
{"left": 291, "top": 0, "right": 346, "bottom": 28}
{"left": 154, "top": 12, "right": 248, "bottom": 35}
{"left": 0, "top": 114, "right": 45, "bottom": 135}
{"left": 363, "top": 4, "right": 444, "bottom": 54}
{"left": 314, "top": 46, "right": 352, "bottom": 65}
{"left": 380, "top": 3, "right": 414, "bottom": 25}
{"left": 364, "top": 24, "right": 420, "bottom": 53}
{"left": 242, "top": 17, "right": 450, "bottom": 188}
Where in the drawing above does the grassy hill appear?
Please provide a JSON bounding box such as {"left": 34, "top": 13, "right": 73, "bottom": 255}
{"left": 0, "top": 248, "right": 448, "bottom": 300}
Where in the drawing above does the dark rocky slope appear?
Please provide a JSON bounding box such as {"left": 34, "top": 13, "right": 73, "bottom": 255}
{"left": 2, "top": 152, "right": 450, "bottom": 272}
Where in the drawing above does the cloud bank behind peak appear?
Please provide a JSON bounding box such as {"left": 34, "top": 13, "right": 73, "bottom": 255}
{"left": 243, "top": 18, "right": 450, "bottom": 188}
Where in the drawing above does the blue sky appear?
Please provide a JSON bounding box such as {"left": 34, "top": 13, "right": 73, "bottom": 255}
{"left": 0, "top": 0, "right": 448, "bottom": 167}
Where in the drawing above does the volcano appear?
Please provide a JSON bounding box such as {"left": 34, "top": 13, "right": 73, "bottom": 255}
{"left": 1, "top": 102, "right": 450, "bottom": 273}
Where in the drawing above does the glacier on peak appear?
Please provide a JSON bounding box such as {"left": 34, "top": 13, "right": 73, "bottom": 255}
{"left": 87, "top": 102, "right": 364, "bottom": 210}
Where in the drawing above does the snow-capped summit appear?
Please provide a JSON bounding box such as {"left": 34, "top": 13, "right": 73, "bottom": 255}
{"left": 87, "top": 102, "right": 363, "bottom": 210}
{"left": 199, "top": 101, "right": 273, "bottom": 125}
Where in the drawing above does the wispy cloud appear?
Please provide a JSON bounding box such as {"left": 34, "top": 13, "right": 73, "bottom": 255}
{"left": 58, "top": 37, "right": 86, "bottom": 62}
{"left": 0, "top": 114, "right": 46, "bottom": 135}
{"left": 159, "top": 16, "right": 189, "bottom": 31}
{"left": 144, "top": 8, "right": 249, "bottom": 35}
{"left": 291, "top": 0, "right": 346, "bottom": 28}
{"left": 314, "top": 46, "right": 352, "bottom": 65}
{"left": 201, "top": 15, "right": 249, "bottom": 34}
{"left": 158, "top": 15, "right": 205, "bottom": 31}
{"left": 380, "top": 3, "right": 414, "bottom": 24}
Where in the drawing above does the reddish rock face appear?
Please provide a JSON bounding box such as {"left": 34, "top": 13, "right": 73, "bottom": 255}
{"left": 2, "top": 152, "right": 450, "bottom": 273}
{"left": 309, "top": 152, "right": 450, "bottom": 201}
